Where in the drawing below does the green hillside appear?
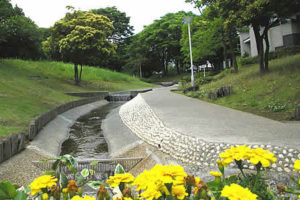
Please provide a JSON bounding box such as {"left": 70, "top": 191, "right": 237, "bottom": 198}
{"left": 181, "top": 54, "right": 300, "bottom": 121}
{"left": 0, "top": 59, "right": 153, "bottom": 139}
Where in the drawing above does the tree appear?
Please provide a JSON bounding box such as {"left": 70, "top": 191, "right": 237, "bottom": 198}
{"left": 185, "top": 0, "right": 240, "bottom": 72}
{"left": 0, "top": 0, "right": 42, "bottom": 59}
{"left": 125, "top": 11, "right": 192, "bottom": 77}
{"left": 44, "top": 9, "right": 116, "bottom": 85}
{"left": 92, "top": 7, "right": 134, "bottom": 71}
{"left": 217, "top": 0, "right": 300, "bottom": 73}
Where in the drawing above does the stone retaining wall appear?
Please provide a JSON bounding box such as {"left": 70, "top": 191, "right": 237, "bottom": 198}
{"left": 119, "top": 94, "right": 300, "bottom": 172}
{"left": 0, "top": 93, "right": 108, "bottom": 164}
{"left": 65, "top": 92, "right": 108, "bottom": 98}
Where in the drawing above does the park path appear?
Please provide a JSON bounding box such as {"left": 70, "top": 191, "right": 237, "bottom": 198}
{"left": 120, "top": 85, "right": 300, "bottom": 172}
{"left": 141, "top": 86, "right": 300, "bottom": 150}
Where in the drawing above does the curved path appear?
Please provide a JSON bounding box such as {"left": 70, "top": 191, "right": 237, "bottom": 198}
{"left": 120, "top": 86, "right": 300, "bottom": 172}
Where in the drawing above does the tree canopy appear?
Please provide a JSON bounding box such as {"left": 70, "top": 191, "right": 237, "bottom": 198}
{"left": 0, "top": 0, "right": 42, "bottom": 59}
{"left": 43, "top": 8, "right": 116, "bottom": 84}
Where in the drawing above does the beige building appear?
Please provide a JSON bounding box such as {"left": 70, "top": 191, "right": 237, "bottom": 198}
{"left": 239, "top": 15, "right": 300, "bottom": 57}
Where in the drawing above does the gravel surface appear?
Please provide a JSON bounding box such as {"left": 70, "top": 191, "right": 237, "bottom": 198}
{"left": 0, "top": 149, "right": 48, "bottom": 186}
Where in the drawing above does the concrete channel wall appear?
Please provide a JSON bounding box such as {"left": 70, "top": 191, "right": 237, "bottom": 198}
{"left": 0, "top": 92, "right": 109, "bottom": 164}
{"left": 0, "top": 88, "right": 152, "bottom": 164}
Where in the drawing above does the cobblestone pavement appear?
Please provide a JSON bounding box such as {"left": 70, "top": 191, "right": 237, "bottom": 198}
{"left": 119, "top": 92, "right": 300, "bottom": 173}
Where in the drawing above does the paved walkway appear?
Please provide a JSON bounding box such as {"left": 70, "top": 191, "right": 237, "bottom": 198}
{"left": 141, "top": 86, "right": 300, "bottom": 150}
{"left": 119, "top": 86, "right": 300, "bottom": 172}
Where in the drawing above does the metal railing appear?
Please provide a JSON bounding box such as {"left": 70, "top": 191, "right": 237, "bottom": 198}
{"left": 32, "top": 157, "right": 144, "bottom": 178}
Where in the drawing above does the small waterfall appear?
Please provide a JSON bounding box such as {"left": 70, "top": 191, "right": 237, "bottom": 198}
{"left": 106, "top": 94, "right": 133, "bottom": 102}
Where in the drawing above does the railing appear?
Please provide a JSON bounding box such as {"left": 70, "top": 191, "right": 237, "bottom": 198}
{"left": 32, "top": 157, "right": 144, "bottom": 178}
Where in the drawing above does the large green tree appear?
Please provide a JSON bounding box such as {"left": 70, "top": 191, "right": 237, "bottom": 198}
{"left": 126, "top": 11, "right": 192, "bottom": 77}
{"left": 92, "top": 7, "right": 134, "bottom": 71}
{"left": 43, "top": 8, "right": 116, "bottom": 85}
{"left": 216, "top": 0, "right": 300, "bottom": 73}
{"left": 185, "top": 0, "right": 240, "bottom": 72}
{"left": 0, "top": 0, "right": 42, "bottom": 59}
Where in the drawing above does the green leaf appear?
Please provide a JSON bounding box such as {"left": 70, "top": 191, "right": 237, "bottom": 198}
{"left": 51, "top": 160, "right": 60, "bottom": 171}
{"left": 90, "top": 161, "right": 99, "bottom": 166}
{"left": 89, "top": 169, "right": 95, "bottom": 176}
{"left": 13, "top": 191, "right": 27, "bottom": 200}
{"left": 70, "top": 167, "right": 77, "bottom": 175}
{"left": 43, "top": 171, "right": 56, "bottom": 176}
{"left": 60, "top": 173, "right": 68, "bottom": 189}
{"left": 87, "top": 181, "right": 108, "bottom": 190}
{"left": 81, "top": 169, "right": 89, "bottom": 178}
{"left": 76, "top": 177, "right": 85, "bottom": 185}
{"left": 114, "top": 164, "right": 125, "bottom": 174}
{"left": 0, "top": 181, "right": 17, "bottom": 199}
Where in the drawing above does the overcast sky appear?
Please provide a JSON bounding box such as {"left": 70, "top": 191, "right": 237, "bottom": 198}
{"left": 10, "top": 0, "right": 198, "bottom": 33}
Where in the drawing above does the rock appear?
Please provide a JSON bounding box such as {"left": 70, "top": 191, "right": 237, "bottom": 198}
{"left": 295, "top": 106, "right": 300, "bottom": 120}
{"left": 0, "top": 142, "right": 3, "bottom": 163}
{"left": 207, "top": 92, "right": 217, "bottom": 100}
{"left": 284, "top": 168, "right": 291, "bottom": 173}
{"left": 11, "top": 133, "right": 19, "bottom": 156}
{"left": 277, "top": 167, "right": 283, "bottom": 172}
{"left": 3, "top": 138, "right": 12, "bottom": 161}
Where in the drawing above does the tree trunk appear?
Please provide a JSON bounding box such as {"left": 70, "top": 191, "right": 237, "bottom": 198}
{"left": 175, "top": 60, "right": 180, "bottom": 75}
{"left": 79, "top": 64, "right": 83, "bottom": 82}
{"left": 74, "top": 64, "right": 79, "bottom": 85}
{"left": 252, "top": 24, "right": 265, "bottom": 73}
{"left": 228, "top": 39, "right": 238, "bottom": 73}
{"left": 263, "top": 26, "right": 270, "bottom": 72}
{"left": 139, "top": 63, "right": 142, "bottom": 78}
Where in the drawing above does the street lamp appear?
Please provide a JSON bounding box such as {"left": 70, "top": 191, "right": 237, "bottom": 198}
{"left": 183, "top": 17, "right": 194, "bottom": 87}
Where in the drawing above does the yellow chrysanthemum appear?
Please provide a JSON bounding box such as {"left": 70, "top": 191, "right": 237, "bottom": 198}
{"left": 71, "top": 196, "right": 96, "bottom": 200}
{"left": 209, "top": 171, "right": 222, "bottom": 177}
{"left": 29, "top": 175, "right": 57, "bottom": 195}
{"left": 42, "top": 193, "right": 49, "bottom": 200}
{"left": 294, "top": 160, "right": 300, "bottom": 171}
{"left": 219, "top": 145, "right": 251, "bottom": 165}
{"left": 106, "top": 173, "right": 135, "bottom": 188}
{"left": 248, "top": 148, "right": 277, "bottom": 167}
{"left": 221, "top": 184, "right": 258, "bottom": 200}
{"left": 172, "top": 185, "right": 188, "bottom": 200}
{"left": 195, "top": 177, "right": 201, "bottom": 185}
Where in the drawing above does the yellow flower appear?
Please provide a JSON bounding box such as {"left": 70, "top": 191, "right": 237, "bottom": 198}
{"left": 219, "top": 145, "right": 251, "bottom": 165}
{"left": 294, "top": 160, "right": 300, "bottom": 171}
{"left": 209, "top": 171, "right": 222, "bottom": 177}
{"left": 106, "top": 173, "right": 135, "bottom": 188}
{"left": 71, "top": 196, "right": 96, "bottom": 200}
{"left": 195, "top": 177, "right": 201, "bottom": 185}
{"left": 42, "top": 193, "right": 49, "bottom": 200}
{"left": 221, "top": 184, "right": 258, "bottom": 200}
{"left": 172, "top": 185, "right": 188, "bottom": 200}
{"left": 248, "top": 148, "right": 277, "bottom": 167}
{"left": 62, "top": 188, "right": 69, "bottom": 193}
{"left": 140, "top": 183, "right": 163, "bottom": 200}
{"left": 124, "top": 198, "right": 132, "bottom": 200}
{"left": 29, "top": 175, "right": 57, "bottom": 195}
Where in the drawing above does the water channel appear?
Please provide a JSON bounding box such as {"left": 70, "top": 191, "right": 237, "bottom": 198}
{"left": 60, "top": 102, "right": 123, "bottom": 159}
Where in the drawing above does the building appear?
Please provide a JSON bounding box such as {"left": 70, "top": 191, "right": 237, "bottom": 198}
{"left": 239, "top": 14, "right": 300, "bottom": 57}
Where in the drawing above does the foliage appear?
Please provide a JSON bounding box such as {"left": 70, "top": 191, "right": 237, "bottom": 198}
{"left": 0, "top": 0, "right": 42, "bottom": 59}
{"left": 92, "top": 7, "right": 134, "bottom": 71}
{"left": 179, "top": 54, "right": 300, "bottom": 121}
{"left": 0, "top": 59, "right": 153, "bottom": 139}
{"left": 43, "top": 8, "right": 116, "bottom": 84}
{"left": 125, "top": 11, "right": 193, "bottom": 77}
{"left": 1, "top": 146, "right": 299, "bottom": 199}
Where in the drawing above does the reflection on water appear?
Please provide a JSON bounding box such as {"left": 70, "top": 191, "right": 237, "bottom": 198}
{"left": 60, "top": 103, "right": 122, "bottom": 159}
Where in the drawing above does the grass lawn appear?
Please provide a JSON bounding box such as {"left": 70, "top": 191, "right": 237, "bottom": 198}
{"left": 179, "top": 54, "right": 300, "bottom": 121}
{"left": 0, "top": 59, "right": 154, "bottom": 139}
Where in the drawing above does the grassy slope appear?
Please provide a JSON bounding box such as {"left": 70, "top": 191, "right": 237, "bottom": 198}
{"left": 0, "top": 59, "right": 153, "bottom": 139}
{"left": 182, "top": 54, "right": 300, "bottom": 121}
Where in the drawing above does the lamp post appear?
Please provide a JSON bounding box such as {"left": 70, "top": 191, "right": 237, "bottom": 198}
{"left": 183, "top": 17, "right": 194, "bottom": 87}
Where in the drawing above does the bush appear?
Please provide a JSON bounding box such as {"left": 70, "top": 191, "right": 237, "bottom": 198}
{"left": 240, "top": 46, "right": 300, "bottom": 65}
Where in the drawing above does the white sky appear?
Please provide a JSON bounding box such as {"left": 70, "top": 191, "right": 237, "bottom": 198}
{"left": 10, "top": 0, "right": 198, "bottom": 33}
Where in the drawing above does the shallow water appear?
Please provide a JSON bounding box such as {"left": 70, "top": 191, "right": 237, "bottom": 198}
{"left": 60, "top": 103, "right": 122, "bottom": 159}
